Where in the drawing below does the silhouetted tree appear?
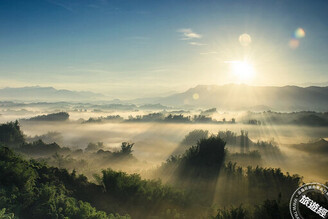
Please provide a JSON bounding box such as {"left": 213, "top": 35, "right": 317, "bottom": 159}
{"left": 181, "top": 129, "right": 209, "bottom": 146}
{"left": 0, "top": 121, "right": 25, "bottom": 148}
{"left": 85, "top": 142, "right": 104, "bottom": 152}
{"left": 218, "top": 130, "right": 237, "bottom": 145}
{"left": 245, "top": 131, "right": 249, "bottom": 153}
{"left": 120, "top": 142, "right": 134, "bottom": 155}
{"left": 174, "top": 136, "right": 226, "bottom": 205}
{"left": 240, "top": 130, "right": 245, "bottom": 153}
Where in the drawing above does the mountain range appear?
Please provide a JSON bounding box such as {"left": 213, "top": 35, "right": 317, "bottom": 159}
{"left": 135, "top": 84, "right": 328, "bottom": 111}
{"left": 0, "top": 86, "right": 104, "bottom": 102}
{"left": 1, "top": 84, "right": 328, "bottom": 111}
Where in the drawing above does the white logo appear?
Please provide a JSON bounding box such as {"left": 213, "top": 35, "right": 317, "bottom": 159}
{"left": 290, "top": 183, "right": 328, "bottom": 219}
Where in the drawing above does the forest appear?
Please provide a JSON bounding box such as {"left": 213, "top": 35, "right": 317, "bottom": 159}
{"left": 1, "top": 121, "right": 320, "bottom": 218}
{"left": 1, "top": 0, "right": 328, "bottom": 218}
{"left": 15, "top": 110, "right": 328, "bottom": 127}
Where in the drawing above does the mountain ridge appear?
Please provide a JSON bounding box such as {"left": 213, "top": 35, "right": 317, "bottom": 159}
{"left": 1, "top": 84, "right": 328, "bottom": 111}
{"left": 132, "top": 84, "right": 328, "bottom": 111}
{"left": 0, "top": 86, "right": 106, "bottom": 102}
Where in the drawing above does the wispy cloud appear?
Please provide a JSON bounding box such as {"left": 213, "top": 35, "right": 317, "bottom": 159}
{"left": 189, "top": 42, "right": 206, "bottom": 46}
{"left": 178, "top": 28, "right": 202, "bottom": 40}
{"left": 45, "top": 0, "right": 121, "bottom": 13}
{"left": 46, "top": 0, "right": 74, "bottom": 12}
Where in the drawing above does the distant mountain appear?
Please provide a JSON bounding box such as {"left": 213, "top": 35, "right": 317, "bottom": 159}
{"left": 0, "top": 86, "right": 105, "bottom": 101}
{"left": 134, "top": 84, "right": 328, "bottom": 111}
{"left": 2, "top": 84, "right": 328, "bottom": 111}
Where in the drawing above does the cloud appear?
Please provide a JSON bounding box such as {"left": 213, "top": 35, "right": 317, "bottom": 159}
{"left": 46, "top": 0, "right": 121, "bottom": 13}
{"left": 178, "top": 28, "right": 202, "bottom": 40}
{"left": 189, "top": 42, "right": 206, "bottom": 46}
{"left": 46, "top": 0, "right": 74, "bottom": 12}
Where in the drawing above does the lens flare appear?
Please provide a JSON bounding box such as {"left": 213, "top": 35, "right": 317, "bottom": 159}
{"left": 193, "top": 93, "right": 199, "bottom": 100}
{"left": 294, "top": 28, "right": 306, "bottom": 39}
{"left": 239, "top": 33, "right": 252, "bottom": 46}
{"left": 289, "top": 39, "right": 300, "bottom": 49}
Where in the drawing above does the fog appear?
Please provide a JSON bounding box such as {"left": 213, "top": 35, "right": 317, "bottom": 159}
{"left": 1, "top": 108, "right": 328, "bottom": 183}
{"left": 1, "top": 107, "right": 328, "bottom": 218}
{"left": 18, "top": 121, "right": 328, "bottom": 181}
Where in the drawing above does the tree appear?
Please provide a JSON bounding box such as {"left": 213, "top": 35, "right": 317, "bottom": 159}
{"left": 120, "top": 142, "right": 134, "bottom": 156}
{"left": 0, "top": 208, "right": 15, "bottom": 219}
{"left": 0, "top": 146, "right": 126, "bottom": 219}
{"left": 240, "top": 130, "right": 245, "bottom": 154}
{"left": 181, "top": 129, "right": 209, "bottom": 146}
{"left": 52, "top": 152, "right": 65, "bottom": 168}
{"left": 173, "top": 136, "right": 227, "bottom": 205}
{"left": 85, "top": 142, "right": 104, "bottom": 152}
{"left": 245, "top": 131, "right": 249, "bottom": 153}
{"left": 0, "top": 121, "right": 25, "bottom": 148}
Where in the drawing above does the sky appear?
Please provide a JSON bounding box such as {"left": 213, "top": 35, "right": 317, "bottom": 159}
{"left": 0, "top": 0, "right": 328, "bottom": 98}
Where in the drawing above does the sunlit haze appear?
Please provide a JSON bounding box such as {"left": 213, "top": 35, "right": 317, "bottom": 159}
{"left": 1, "top": 1, "right": 328, "bottom": 218}
{"left": 0, "top": 0, "right": 327, "bottom": 98}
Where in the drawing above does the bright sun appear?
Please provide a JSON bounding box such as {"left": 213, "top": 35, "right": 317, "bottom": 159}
{"left": 231, "top": 61, "right": 255, "bottom": 81}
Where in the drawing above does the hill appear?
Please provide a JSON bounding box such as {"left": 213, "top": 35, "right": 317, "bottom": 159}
{"left": 0, "top": 86, "right": 105, "bottom": 102}
{"left": 2, "top": 84, "right": 328, "bottom": 111}
{"left": 22, "top": 112, "right": 69, "bottom": 122}
{"left": 292, "top": 139, "right": 328, "bottom": 154}
{"left": 134, "top": 84, "right": 328, "bottom": 111}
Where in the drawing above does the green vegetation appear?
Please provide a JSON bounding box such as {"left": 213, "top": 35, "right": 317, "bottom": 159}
{"left": 23, "top": 112, "right": 69, "bottom": 122}
{"left": 180, "top": 129, "right": 209, "bottom": 146}
{"left": 243, "top": 111, "right": 328, "bottom": 126}
{"left": 226, "top": 150, "right": 262, "bottom": 167}
{"left": 0, "top": 121, "right": 307, "bottom": 218}
{"left": 99, "top": 169, "right": 192, "bottom": 218}
{"left": 0, "top": 146, "right": 127, "bottom": 219}
{"left": 19, "top": 109, "right": 328, "bottom": 126}
{"left": 83, "top": 115, "right": 124, "bottom": 124}
{"left": 0, "top": 121, "right": 24, "bottom": 148}
{"left": 83, "top": 112, "right": 235, "bottom": 124}
{"left": 214, "top": 200, "right": 290, "bottom": 219}
{"left": 157, "top": 134, "right": 301, "bottom": 208}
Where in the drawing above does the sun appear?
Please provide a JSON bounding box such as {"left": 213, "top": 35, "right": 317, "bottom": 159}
{"left": 230, "top": 61, "right": 255, "bottom": 81}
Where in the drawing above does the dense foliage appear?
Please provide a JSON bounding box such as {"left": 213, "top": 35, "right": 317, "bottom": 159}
{"left": 243, "top": 111, "right": 328, "bottom": 126}
{"left": 0, "top": 121, "right": 24, "bottom": 148}
{"left": 24, "top": 112, "right": 69, "bottom": 121}
{"left": 0, "top": 122, "right": 306, "bottom": 218}
{"left": 0, "top": 146, "right": 127, "bottom": 219}
{"left": 180, "top": 129, "right": 209, "bottom": 146}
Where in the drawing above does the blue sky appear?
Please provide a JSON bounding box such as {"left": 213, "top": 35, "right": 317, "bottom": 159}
{"left": 0, "top": 0, "right": 327, "bottom": 98}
